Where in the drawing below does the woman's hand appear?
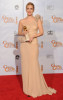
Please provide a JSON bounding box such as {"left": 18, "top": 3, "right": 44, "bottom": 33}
{"left": 29, "top": 36, "right": 34, "bottom": 42}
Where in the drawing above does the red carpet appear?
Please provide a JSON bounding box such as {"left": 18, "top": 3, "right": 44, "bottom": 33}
{"left": 0, "top": 74, "right": 63, "bottom": 100}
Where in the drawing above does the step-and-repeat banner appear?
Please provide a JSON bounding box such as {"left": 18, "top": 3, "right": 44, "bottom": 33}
{"left": 0, "top": 0, "right": 63, "bottom": 75}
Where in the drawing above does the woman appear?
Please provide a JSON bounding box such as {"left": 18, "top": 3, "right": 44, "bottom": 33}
{"left": 18, "top": 2, "right": 57, "bottom": 98}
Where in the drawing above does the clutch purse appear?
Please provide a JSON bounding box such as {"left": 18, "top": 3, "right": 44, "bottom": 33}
{"left": 18, "top": 26, "right": 30, "bottom": 43}
{"left": 18, "top": 35, "right": 26, "bottom": 43}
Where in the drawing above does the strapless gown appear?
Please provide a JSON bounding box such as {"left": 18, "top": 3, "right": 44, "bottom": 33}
{"left": 20, "top": 17, "right": 57, "bottom": 98}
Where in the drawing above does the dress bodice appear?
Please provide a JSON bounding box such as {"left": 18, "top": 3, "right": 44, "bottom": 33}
{"left": 21, "top": 17, "right": 39, "bottom": 44}
{"left": 22, "top": 17, "right": 38, "bottom": 36}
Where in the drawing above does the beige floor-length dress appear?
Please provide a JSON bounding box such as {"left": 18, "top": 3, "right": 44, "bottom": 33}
{"left": 20, "top": 16, "right": 57, "bottom": 98}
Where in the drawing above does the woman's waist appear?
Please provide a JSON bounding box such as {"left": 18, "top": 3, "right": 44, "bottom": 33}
{"left": 28, "top": 31, "right": 37, "bottom": 34}
{"left": 21, "top": 38, "right": 38, "bottom": 45}
{"left": 28, "top": 32, "right": 37, "bottom": 37}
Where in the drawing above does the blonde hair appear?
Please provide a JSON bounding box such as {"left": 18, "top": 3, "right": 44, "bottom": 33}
{"left": 26, "top": 2, "right": 35, "bottom": 11}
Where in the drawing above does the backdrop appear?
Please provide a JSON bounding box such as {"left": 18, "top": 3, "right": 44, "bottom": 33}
{"left": 0, "top": 0, "right": 63, "bottom": 75}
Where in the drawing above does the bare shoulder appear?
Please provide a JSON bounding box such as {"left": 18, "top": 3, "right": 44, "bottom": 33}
{"left": 19, "top": 18, "right": 27, "bottom": 23}
{"left": 19, "top": 19, "right": 23, "bottom": 24}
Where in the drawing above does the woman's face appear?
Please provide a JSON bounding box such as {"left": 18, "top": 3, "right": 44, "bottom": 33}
{"left": 26, "top": 5, "right": 34, "bottom": 16}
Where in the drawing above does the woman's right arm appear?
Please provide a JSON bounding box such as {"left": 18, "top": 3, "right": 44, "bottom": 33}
{"left": 18, "top": 20, "right": 24, "bottom": 36}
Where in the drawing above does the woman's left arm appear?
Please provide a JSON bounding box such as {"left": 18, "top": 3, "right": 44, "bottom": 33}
{"left": 33, "top": 18, "right": 44, "bottom": 38}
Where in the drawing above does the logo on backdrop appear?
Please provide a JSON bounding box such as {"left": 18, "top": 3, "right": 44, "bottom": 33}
{"left": 3, "top": 65, "right": 18, "bottom": 73}
{"left": 40, "top": 65, "right": 43, "bottom": 72}
{"left": 15, "top": 55, "right": 20, "bottom": 60}
{"left": 39, "top": 41, "right": 43, "bottom": 48}
{"left": 47, "top": 4, "right": 54, "bottom": 10}
{"left": 52, "top": 15, "right": 63, "bottom": 23}
{"left": 51, "top": 40, "right": 63, "bottom": 47}
{"left": 15, "top": 5, "right": 19, "bottom": 10}
{"left": 2, "top": 41, "right": 14, "bottom": 48}
{"left": 1, "top": 41, "right": 19, "bottom": 49}
{"left": 46, "top": 54, "right": 53, "bottom": 58}
{"left": 51, "top": 64, "right": 63, "bottom": 70}
{"left": 2, "top": 15, "right": 18, "bottom": 24}
{"left": 3, "top": 65, "right": 15, "bottom": 72}
{"left": 47, "top": 30, "right": 53, "bottom": 35}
